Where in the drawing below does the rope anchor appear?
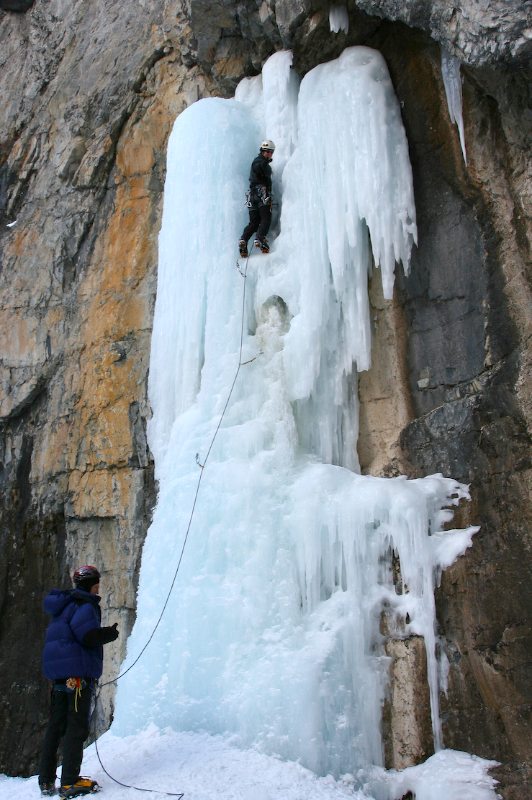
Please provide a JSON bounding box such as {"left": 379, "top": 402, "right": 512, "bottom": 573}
{"left": 240, "top": 350, "right": 263, "bottom": 366}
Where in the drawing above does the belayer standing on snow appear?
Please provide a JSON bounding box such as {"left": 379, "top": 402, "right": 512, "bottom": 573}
{"left": 38, "top": 565, "right": 119, "bottom": 798}
{"left": 239, "top": 139, "right": 275, "bottom": 257}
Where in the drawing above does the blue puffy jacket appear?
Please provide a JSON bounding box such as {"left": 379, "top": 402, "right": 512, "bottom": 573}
{"left": 42, "top": 588, "right": 104, "bottom": 680}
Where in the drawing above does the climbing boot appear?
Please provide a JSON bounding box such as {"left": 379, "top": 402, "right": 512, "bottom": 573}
{"left": 238, "top": 239, "right": 248, "bottom": 258}
{"left": 254, "top": 238, "right": 269, "bottom": 254}
{"left": 39, "top": 780, "right": 57, "bottom": 796}
{"left": 59, "top": 777, "right": 100, "bottom": 797}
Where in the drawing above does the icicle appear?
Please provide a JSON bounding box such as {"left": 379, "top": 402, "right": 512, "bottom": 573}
{"left": 329, "top": 5, "right": 349, "bottom": 34}
{"left": 441, "top": 49, "right": 467, "bottom": 164}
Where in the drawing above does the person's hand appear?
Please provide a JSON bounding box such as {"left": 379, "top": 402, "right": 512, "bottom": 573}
{"left": 109, "top": 622, "right": 119, "bottom": 640}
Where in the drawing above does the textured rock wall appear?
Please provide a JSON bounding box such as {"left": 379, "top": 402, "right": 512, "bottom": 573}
{"left": 386, "top": 36, "right": 530, "bottom": 799}
{"left": 0, "top": 0, "right": 216, "bottom": 772}
{"left": 0, "top": 1, "right": 530, "bottom": 797}
{"left": 383, "top": 636, "right": 433, "bottom": 769}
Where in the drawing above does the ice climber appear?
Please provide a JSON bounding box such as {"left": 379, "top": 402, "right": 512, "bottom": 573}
{"left": 239, "top": 139, "right": 275, "bottom": 257}
{"left": 38, "top": 565, "right": 119, "bottom": 798}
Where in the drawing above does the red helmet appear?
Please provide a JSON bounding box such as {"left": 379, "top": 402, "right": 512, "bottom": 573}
{"left": 73, "top": 565, "right": 100, "bottom": 588}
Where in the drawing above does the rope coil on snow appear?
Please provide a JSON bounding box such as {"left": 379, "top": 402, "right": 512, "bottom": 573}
{"left": 92, "top": 253, "right": 254, "bottom": 796}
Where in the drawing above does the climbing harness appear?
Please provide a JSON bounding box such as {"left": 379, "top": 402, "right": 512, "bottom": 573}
{"left": 66, "top": 677, "right": 83, "bottom": 712}
{"left": 92, "top": 251, "right": 258, "bottom": 798}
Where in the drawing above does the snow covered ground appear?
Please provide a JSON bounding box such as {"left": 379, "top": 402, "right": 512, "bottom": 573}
{"left": 0, "top": 728, "right": 360, "bottom": 800}
{"left": 0, "top": 728, "right": 499, "bottom": 800}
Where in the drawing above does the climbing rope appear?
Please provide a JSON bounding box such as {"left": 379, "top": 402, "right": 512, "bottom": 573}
{"left": 94, "top": 734, "right": 184, "bottom": 798}
{"left": 92, "top": 251, "right": 255, "bottom": 796}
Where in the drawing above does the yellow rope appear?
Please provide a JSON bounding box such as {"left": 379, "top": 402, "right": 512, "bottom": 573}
{"left": 66, "top": 677, "right": 82, "bottom": 711}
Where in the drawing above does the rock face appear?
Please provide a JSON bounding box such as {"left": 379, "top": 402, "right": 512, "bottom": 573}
{"left": 352, "top": 0, "right": 531, "bottom": 64}
{"left": 0, "top": 1, "right": 530, "bottom": 797}
{"left": 383, "top": 636, "right": 433, "bottom": 769}
{"left": 0, "top": 0, "right": 216, "bottom": 771}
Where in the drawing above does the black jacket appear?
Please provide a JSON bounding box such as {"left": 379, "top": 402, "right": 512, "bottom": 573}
{"left": 249, "top": 154, "right": 272, "bottom": 194}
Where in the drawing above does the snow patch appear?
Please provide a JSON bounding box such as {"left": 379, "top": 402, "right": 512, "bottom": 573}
{"left": 363, "top": 749, "right": 499, "bottom": 800}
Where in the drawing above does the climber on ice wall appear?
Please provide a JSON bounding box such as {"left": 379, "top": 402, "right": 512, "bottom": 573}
{"left": 239, "top": 139, "right": 275, "bottom": 257}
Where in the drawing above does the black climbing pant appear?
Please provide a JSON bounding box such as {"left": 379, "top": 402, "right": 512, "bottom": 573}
{"left": 39, "top": 681, "right": 93, "bottom": 786}
{"left": 241, "top": 204, "right": 271, "bottom": 245}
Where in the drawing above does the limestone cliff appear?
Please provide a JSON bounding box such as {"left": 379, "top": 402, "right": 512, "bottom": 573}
{"left": 0, "top": 2, "right": 529, "bottom": 797}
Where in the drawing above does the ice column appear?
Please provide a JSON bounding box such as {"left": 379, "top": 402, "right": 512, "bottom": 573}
{"left": 113, "top": 48, "right": 477, "bottom": 778}
{"left": 254, "top": 47, "right": 417, "bottom": 469}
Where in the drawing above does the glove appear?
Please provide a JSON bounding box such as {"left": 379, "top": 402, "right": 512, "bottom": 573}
{"left": 107, "top": 622, "right": 119, "bottom": 641}
{"left": 100, "top": 622, "right": 119, "bottom": 643}
{"left": 83, "top": 622, "right": 119, "bottom": 647}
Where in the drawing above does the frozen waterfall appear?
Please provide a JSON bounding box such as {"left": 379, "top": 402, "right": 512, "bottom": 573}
{"left": 113, "top": 48, "right": 478, "bottom": 777}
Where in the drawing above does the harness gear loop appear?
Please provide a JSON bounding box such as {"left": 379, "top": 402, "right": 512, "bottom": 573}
{"left": 66, "top": 677, "right": 83, "bottom": 711}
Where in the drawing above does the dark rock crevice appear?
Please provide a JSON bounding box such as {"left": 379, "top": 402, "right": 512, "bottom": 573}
{"left": 0, "top": 1, "right": 36, "bottom": 11}
{"left": 0, "top": 387, "right": 68, "bottom": 775}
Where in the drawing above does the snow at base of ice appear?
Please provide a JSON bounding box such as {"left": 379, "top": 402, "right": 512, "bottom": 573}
{"left": 364, "top": 749, "right": 500, "bottom": 800}
{"left": 329, "top": 6, "right": 349, "bottom": 34}
{"left": 0, "top": 730, "right": 499, "bottom": 800}
{"left": 441, "top": 50, "right": 467, "bottom": 164}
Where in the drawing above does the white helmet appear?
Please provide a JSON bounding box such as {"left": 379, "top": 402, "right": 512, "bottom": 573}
{"left": 260, "top": 139, "right": 275, "bottom": 152}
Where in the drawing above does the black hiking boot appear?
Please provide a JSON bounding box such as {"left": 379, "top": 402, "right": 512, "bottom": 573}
{"left": 39, "top": 779, "right": 57, "bottom": 796}
{"left": 254, "top": 238, "right": 269, "bottom": 254}
{"left": 238, "top": 239, "right": 248, "bottom": 258}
